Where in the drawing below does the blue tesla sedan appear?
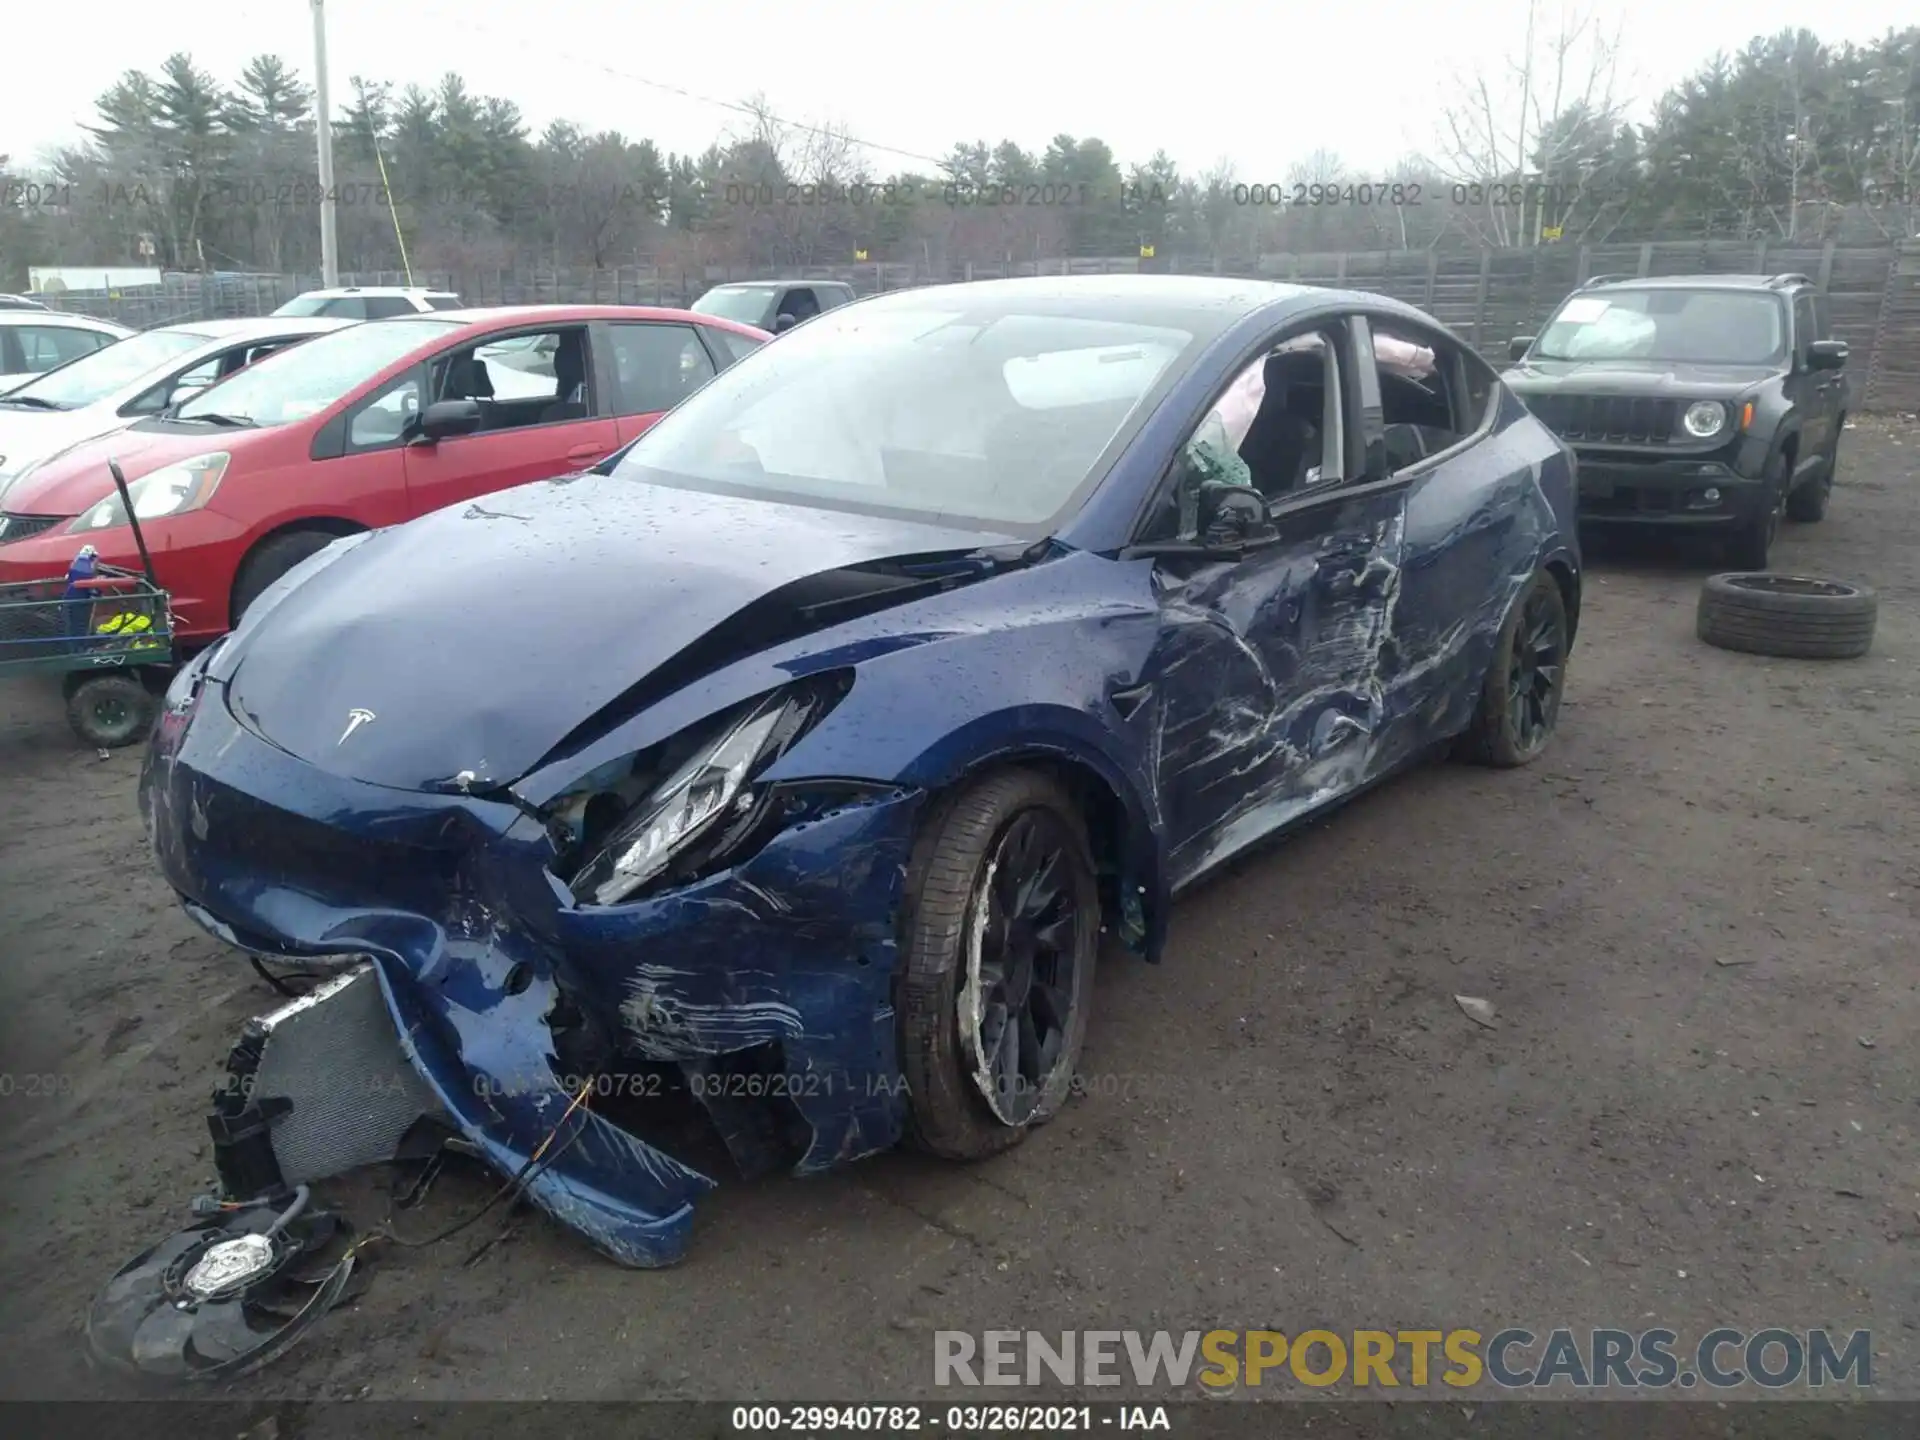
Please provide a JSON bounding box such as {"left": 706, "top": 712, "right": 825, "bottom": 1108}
{"left": 141, "top": 275, "right": 1580, "bottom": 1268}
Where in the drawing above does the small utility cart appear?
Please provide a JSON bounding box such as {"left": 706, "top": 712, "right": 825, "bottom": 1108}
{"left": 0, "top": 460, "right": 173, "bottom": 747}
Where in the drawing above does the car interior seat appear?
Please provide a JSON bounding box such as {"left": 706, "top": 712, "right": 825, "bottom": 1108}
{"left": 539, "top": 335, "right": 589, "bottom": 423}
{"left": 1237, "top": 352, "right": 1322, "bottom": 499}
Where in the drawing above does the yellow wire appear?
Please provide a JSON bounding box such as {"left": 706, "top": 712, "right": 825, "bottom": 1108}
{"left": 372, "top": 143, "right": 416, "bottom": 287}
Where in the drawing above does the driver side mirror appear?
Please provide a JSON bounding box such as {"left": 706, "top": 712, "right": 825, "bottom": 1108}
{"left": 773, "top": 313, "right": 798, "bottom": 334}
{"left": 1509, "top": 335, "right": 1535, "bottom": 361}
{"left": 1806, "top": 339, "right": 1848, "bottom": 371}
{"left": 1197, "top": 480, "right": 1276, "bottom": 547}
{"left": 412, "top": 398, "right": 483, "bottom": 443}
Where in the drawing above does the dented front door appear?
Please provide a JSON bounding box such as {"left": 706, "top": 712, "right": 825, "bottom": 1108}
{"left": 1152, "top": 482, "right": 1408, "bottom": 886}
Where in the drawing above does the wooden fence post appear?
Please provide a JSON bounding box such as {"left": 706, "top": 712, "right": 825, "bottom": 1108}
{"left": 1473, "top": 249, "right": 1492, "bottom": 344}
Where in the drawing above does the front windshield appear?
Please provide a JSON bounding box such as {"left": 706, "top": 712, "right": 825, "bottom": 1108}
{"left": 175, "top": 318, "right": 463, "bottom": 427}
{"left": 690, "top": 287, "right": 776, "bottom": 325}
{"left": 1535, "top": 288, "right": 1786, "bottom": 364}
{"left": 608, "top": 303, "right": 1197, "bottom": 529}
{"left": 271, "top": 294, "right": 333, "bottom": 317}
{"left": 2, "top": 329, "right": 205, "bottom": 409}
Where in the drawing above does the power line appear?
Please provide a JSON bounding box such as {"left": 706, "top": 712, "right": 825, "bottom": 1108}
{"left": 361, "top": 1, "right": 955, "bottom": 172}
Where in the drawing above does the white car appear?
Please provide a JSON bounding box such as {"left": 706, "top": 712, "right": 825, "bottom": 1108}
{"left": 0, "top": 311, "right": 133, "bottom": 393}
{"left": 0, "top": 315, "right": 352, "bottom": 506}
{"left": 272, "top": 286, "right": 463, "bottom": 320}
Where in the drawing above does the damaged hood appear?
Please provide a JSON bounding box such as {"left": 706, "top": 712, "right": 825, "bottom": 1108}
{"left": 221, "top": 474, "right": 1018, "bottom": 792}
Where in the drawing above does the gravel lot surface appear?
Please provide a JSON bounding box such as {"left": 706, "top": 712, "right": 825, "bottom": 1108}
{"left": 1, "top": 423, "right": 1914, "bottom": 1409}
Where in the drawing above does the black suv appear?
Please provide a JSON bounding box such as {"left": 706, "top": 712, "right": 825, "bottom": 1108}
{"left": 1502, "top": 273, "right": 1848, "bottom": 568}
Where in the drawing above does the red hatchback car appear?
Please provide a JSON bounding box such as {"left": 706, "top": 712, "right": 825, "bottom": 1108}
{"left": 0, "top": 305, "right": 770, "bottom": 644}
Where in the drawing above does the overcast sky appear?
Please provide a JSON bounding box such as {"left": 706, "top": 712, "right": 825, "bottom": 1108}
{"left": 2, "top": 0, "right": 1912, "bottom": 180}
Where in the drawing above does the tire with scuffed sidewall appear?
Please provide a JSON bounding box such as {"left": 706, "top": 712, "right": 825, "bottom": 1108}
{"left": 1696, "top": 572, "right": 1876, "bottom": 659}
{"left": 896, "top": 768, "right": 1099, "bottom": 1161}
{"left": 1456, "top": 569, "right": 1569, "bottom": 769}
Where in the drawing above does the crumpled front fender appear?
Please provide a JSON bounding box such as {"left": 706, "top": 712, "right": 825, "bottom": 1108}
{"left": 143, "top": 684, "right": 926, "bottom": 1267}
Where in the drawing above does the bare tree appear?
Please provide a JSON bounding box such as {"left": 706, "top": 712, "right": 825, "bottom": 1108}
{"left": 1428, "top": 0, "right": 1629, "bottom": 245}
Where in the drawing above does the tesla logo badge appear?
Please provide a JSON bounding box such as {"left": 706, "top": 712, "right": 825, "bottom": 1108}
{"left": 338, "top": 708, "right": 376, "bottom": 745}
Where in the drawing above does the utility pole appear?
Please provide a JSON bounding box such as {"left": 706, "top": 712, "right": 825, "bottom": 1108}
{"left": 311, "top": 0, "right": 340, "bottom": 286}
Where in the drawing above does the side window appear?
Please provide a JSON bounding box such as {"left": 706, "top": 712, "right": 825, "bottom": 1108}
{"left": 1136, "top": 327, "right": 1346, "bottom": 543}
{"left": 777, "top": 287, "right": 822, "bottom": 324}
{"left": 608, "top": 323, "right": 717, "bottom": 415}
{"left": 345, "top": 370, "right": 423, "bottom": 451}
{"left": 425, "top": 295, "right": 466, "bottom": 311}
{"left": 123, "top": 354, "right": 224, "bottom": 415}
{"left": 235, "top": 341, "right": 291, "bottom": 370}
{"left": 361, "top": 296, "right": 417, "bottom": 319}
{"left": 432, "top": 326, "right": 591, "bottom": 429}
{"left": 322, "top": 297, "right": 368, "bottom": 320}
{"left": 707, "top": 327, "right": 764, "bottom": 369}
{"left": 17, "top": 325, "right": 106, "bottom": 371}
{"left": 1811, "top": 291, "right": 1833, "bottom": 340}
{"left": 1367, "top": 320, "right": 1473, "bottom": 468}
{"left": 1793, "top": 293, "right": 1816, "bottom": 362}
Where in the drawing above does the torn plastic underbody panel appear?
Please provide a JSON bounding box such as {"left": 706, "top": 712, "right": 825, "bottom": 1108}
{"left": 144, "top": 674, "right": 927, "bottom": 1268}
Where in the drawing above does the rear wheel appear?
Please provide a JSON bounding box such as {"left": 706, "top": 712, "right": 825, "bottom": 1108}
{"left": 66, "top": 672, "right": 157, "bottom": 748}
{"left": 231, "top": 529, "right": 351, "bottom": 624}
{"left": 897, "top": 769, "right": 1100, "bottom": 1160}
{"left": 1457, "top": 571, "right": 1569, "bottom": 768}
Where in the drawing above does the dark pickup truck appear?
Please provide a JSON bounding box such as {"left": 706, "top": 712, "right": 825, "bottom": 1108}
{"left": 689, "top": 280, "right": 857, "bottom": 335}
{"left": 1502, "top": 272, "right": 1848, "bottom": 569}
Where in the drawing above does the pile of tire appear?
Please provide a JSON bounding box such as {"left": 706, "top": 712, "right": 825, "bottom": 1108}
{"left": 1696, "top": 572, "right": 1877, "bottom": 659}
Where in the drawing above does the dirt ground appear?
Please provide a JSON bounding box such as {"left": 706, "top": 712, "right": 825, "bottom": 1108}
{"left": 1, "top": 423, "right": 1916, "bottom": 1408}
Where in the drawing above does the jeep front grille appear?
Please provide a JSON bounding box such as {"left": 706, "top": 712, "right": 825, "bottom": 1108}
{"left": 1529, "top": 395, "right": 1678, "bottom": 446}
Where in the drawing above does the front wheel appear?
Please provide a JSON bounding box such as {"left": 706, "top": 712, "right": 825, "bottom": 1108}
{"left": 1727, "top": 451, "right": 1788, "bottom": 568}
{"left": 231, "top": 529, "right": 351, "bottom": 625}
{"left": 896, "top": 769, "right": 1100, "bottom": 1160}
{"left": 1786, "top": 425, "right": 1838, "bottom": 523}
{"left": 1456, "top": 570, "right": 1569, "bottom": 768}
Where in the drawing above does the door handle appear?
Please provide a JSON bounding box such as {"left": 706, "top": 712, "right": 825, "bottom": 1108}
{"left": 565, "top": 443, "right": 608, "bottom": 463}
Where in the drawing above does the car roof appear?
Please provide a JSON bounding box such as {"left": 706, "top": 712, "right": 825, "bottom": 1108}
{"left": 838, "top": 273, "right": 1380, "bottom": 339}
{"left": 286, "top": 286, "right": 460, "bottom": 298}
{"left": 417, "top": 303, "right": 769, "bottom": 336}
{"left": 153, "top": 315, "right": 358, "bottom": 341}
{"left": 704, "top": 279, "right": 853, "bottom": 290}
{"left": 0, "top": 310, "right": 129, "bottom": 330}
{"left": 1587, "top": 274, "right": 1804, "bottom": 292}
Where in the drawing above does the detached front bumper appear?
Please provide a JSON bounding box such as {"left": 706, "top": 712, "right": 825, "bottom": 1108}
{"left": 140, "top": 675, "right": 925, "bottom": 1267}
{"left": 1573, "top": 444, "right": 1768, "bottom": 529}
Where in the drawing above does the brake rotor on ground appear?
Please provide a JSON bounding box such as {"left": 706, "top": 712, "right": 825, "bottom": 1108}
{"left": 85, "top": 1193, "right": 357, "bottom": 1382}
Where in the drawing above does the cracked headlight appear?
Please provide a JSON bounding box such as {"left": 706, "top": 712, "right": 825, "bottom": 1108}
{"left": 566, "top": 674, "right": 850, "bottom": 907}
{"left": 1682, "top": 401, "right": 1727, "bottom": 439}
